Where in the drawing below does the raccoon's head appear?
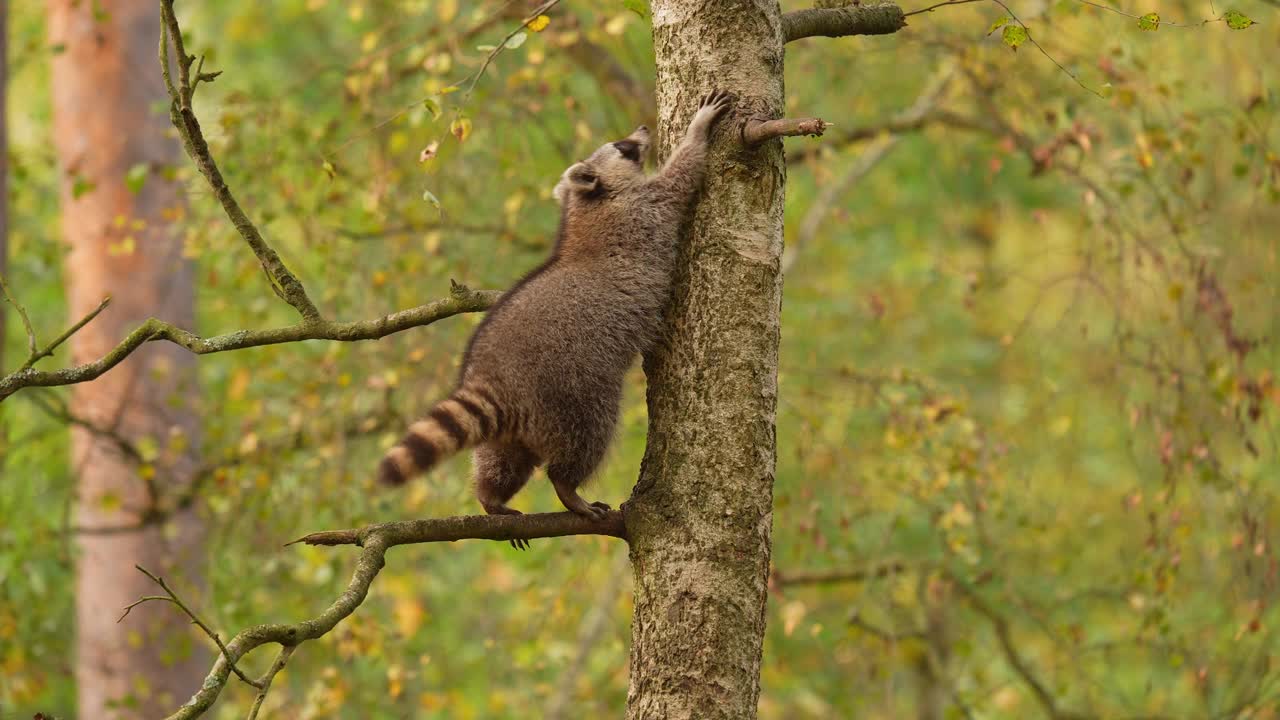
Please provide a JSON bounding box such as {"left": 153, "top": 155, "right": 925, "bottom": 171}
{"left": 554, "top": 125, "right": 650, "bottom": 205}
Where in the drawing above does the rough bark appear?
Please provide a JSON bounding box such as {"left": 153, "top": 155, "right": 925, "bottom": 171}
{"left": 625, "top": 1, "right": 784, "bottom": 718}
{"left": 48, "top": 1, "right": 208, "bottom": 716}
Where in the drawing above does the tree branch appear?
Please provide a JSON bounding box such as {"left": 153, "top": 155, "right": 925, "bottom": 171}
{"left": 0, "top": 284, "right": 499, "bottom": 402}
{"left": 20, "top": 296, "right": 111, "bottom": 371}
{"left": 245, "top": 645, "right": 295, "bottom": 720}
{"left": 782, "top": 4, "right": 907, "bottom": 42}
{"left": 773, "top": 561, "right": 907, "bottom": 588}
{"left": 122, "top": 565, "right": 262, "bottom": 690}
{"left": 160, "top": 0, "right": 320, "bottom": 321}
{"left": 742, "top": 117, "right": 831, "bottom": 145}
{"left": 164, "top": 511, "right": 625, "bottom": 719}
{"left": 0, "top": 270, "right": 37, "bottom": 359}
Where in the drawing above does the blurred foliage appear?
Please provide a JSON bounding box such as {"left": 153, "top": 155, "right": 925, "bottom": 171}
{"left": 2, "top": 0, "right": 1278, "bottom": 717}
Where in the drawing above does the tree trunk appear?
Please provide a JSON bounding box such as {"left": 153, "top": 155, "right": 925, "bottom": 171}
{"left": 1, "top": 0, "right": 8, "bottom": 378}
{"left": 48, "top": 1, "right": 207, "bottom": 717}
{"left": 625, "top": 2, "right": 785, "bottom": 718}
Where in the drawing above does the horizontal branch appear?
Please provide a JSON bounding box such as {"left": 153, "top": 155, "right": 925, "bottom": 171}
{"left": 165, "top": 510, "right": 625, "bottom": 719}
{"left": 292, "top": 510, "right": 627, "bottom": 547}
{"left": 773, "top": 561, "right": 907, "bottom": 588}
{"left": 787, "top": 109, "right": 990, "bottom": 164}
{"left": 0, "top": 284, "right": 499, "bottom": 402}
{"left": 742, "top": 117, "right": 830, "bottom": 146}
{"left": 782, "top": 3, "right": 907, "bottom": 43}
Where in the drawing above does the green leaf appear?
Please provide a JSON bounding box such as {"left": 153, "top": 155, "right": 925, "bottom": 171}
{"left": 423, "top": 97, "right": 443, "bottom": 121}
{"left": 322, "top": 159, "right": 337, "bottom": 179}
{"left": 987, "top": 15, "right": 1011, "bottom": 35}
{"left": 1001, "top": 24, "right": 1027, "bottom": 50}
{"left": 1137, "top": 12, "right": 1160, "bottom": 30}
{"left": 423, "top": 190, "right": 442, "bottom": 215}
{"left": 1223, "top": 10, "right": 1254, "bottom": 29}
{"left": 623, "top": 0, "right": 651, "bottom": 19}
{"left": 504, "top": 32, "right": 527, "bottom": 50}
{"left": 125, "top": 164, "right": 149, "bottom": 195}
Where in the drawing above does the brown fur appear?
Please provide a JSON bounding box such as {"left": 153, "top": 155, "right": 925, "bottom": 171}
{"left": 378, "top": 90, "right": 734, "bottom": 524}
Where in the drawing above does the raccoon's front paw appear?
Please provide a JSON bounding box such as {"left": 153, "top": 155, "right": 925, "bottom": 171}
{"left": 693, "top": 89, "right": 734, "bottom": 128}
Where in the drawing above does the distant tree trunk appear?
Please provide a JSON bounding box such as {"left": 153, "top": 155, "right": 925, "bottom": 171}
{"left": 625, "top": 1, "right": 785, "bottom": 718}
{"left": 1, "top": 0, "right": 8, "bottom": 378}
{"left": 48, "top": 1, "right": 207, "bottom": 717}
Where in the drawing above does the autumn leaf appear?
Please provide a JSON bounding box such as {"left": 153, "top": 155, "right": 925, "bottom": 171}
{"left": 450, "top": 116, "right": 472, "bottom": 142}
{"left": 527, "top": 14, "right": 551, "bottom": 32}
{"left": 1002, "top": 24, "right": 1027, "bottom": 50}
{"left": 1223, "top": 9, "right": 1254, "bottom": 29}
{"left": 1138, "top": 13, "right": 1160, "bottom": 30}
{"left": 987, "top": 15, "right": 1010, "bottom": 34}
{"left": 419, "top": 141, "right": 440, "bottom": 162}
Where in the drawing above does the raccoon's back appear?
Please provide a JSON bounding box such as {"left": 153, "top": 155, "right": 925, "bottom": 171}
{"left": 465, "top": 261, "right": 656, "bottom": 386}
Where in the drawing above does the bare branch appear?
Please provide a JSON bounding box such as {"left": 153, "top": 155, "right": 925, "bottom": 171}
{"left": 953, "top": 577, "right": 1088, "bottom": 720}
{"left": 773, "top": 561, "right": 907, "bottom": 587}
{"left": 0, "top": 285, "right": 499, "bottom": 402}
{"left": 159, "top": 0, "right": 321, "bottom": 321}
{"left": 742, "top": 117, "right": 831, "bottom": 146}
{"left": 125, "top": 565, "right": 262, "bottom": 690}
{"left": 290, "top": 510, "right": 627, "bottom": 547}
{"left": 782, "top": 3, "right": 907, "bottom": 42}
{"left": 0, "top": 270, "right": 37, "bottom": 359}
{"left": 245, "top": 645, "right": 295, "bottom": 720}
{"left": 21, "top": 296, "right": 111, "bottom": 371}
{"left": 165, "top": 511, "right": 626, "bottom": 719}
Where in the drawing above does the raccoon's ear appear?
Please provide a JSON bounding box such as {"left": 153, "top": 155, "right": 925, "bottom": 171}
{"left": 554, "top": 162, "right": 602, "bottom": 204}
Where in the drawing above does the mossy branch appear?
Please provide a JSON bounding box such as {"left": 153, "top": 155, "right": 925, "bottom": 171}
{"left": 0, "top": 285, "right": 499, "bottom": 402}
{"left": 162, "top": 511, "right": 625, "bottom": 719}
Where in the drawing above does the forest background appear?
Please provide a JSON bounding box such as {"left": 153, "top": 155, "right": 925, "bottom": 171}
{"left": 1, "top": 0, "right": 1277, "bottom": 717}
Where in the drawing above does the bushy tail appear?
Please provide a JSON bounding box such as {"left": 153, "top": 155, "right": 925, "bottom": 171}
{"left": 377, "top": 384, "right": 507, "bottom": 486}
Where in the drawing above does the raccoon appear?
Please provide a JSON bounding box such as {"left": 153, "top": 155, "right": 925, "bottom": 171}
{"left": 378, "top": 90, "right": 734, "bottom": 530}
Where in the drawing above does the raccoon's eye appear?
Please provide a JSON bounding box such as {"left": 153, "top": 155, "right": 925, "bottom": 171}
{"left": 613, "top": 140, "right": 641, "bottom": 163}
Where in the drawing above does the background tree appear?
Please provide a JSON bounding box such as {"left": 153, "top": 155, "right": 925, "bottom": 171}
{"left": 0, "top": 0, "right": 1275, "bottom": 718}
{"left": 47, "top": 0, "right": 207, "bottom": 716}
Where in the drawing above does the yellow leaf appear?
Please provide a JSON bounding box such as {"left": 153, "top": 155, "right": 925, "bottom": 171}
{"left": 527, "top": 14, "right": 551, "bottom": 32}
{"left": 450, "top": 116, "right": 473, "bottom": 142}
{"left": 604, "top": 14, "right": 629, "bottom": 35}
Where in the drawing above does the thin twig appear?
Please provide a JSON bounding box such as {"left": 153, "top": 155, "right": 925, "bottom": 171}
{"left": 988, "top": 0, "right": 1104, "bottom": 97}
{"left": 462, "top": 0, "right": 564, "bottom": 102}
{"left": 904, "top": 0, "right": 987, "bottom": 17}
{"left": 125, "top": 565, "right": 263, "bottom": 690}
{"left": 0, "top": 271, "right": 37, "bottom": 359}
{"left": 20, "top": 296, "right": 111, "bottom": 371}
{"left": 245, "top": 644, "right": 295, "bottom": 720}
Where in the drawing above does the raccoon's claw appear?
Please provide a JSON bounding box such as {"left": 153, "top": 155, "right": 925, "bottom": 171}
{"left": 510, "top": 538, "right": 531, "bottom": 551}
{"left": 590, "top": 501, "right": 612, "bottom": 511}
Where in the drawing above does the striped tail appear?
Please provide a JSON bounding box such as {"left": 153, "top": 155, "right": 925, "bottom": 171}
{"left": 377, "top": 384, "right": 506, "bottom": 486}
